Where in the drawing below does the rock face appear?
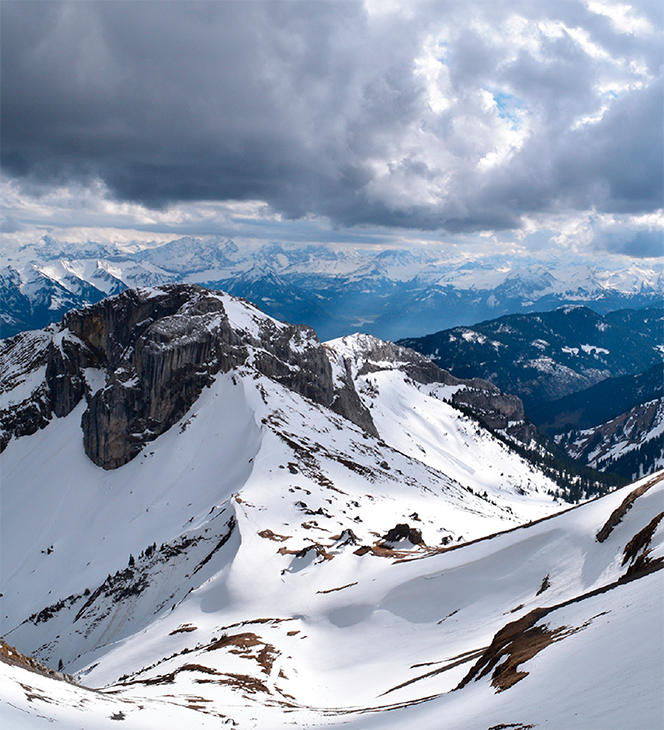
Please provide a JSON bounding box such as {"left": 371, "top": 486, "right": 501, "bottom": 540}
{"left": 324, "top": 333, "right": 538, "bottom": 445}
{"left": 451, "top": 386, "right": 538, "bottom": 444}
{"left": 1, "top": 284, "right": 536, "bottom": 469}
{"left": 0, "top": 285, "right": 379, "bottom": 468}
{"left": 79, "top": 285, "right": 376, "bottom": 468}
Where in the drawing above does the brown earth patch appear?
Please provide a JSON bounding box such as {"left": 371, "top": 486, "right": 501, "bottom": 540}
{"left": 456, "top": 608, "right": 562, "bottom": 692}
{"left": 353, "top": 544, "right": 419, "bottom": 559}
{"left": 596, "top": 473, "right": 664, "bottom": 542}
{"left": 141, "top": 663, "right": 222, "bottom": 686}
{"left": 196, "top": 672, "right": 301, "bottom": 706}
{"left": 169, "top": 624, "right": 197, "bottom": 635}
{"left": 622, "top": 512, "right": 664, "bottom": 578}
{"left": 457, "top": 603, "right": 615, "bottom": 695}
{"left": 278, "top": 543, "right": 334, "bottom": 561}
{"left": 316, "top": 582, "right": 359, "bottom": 594}
{"left": 141, "top": 657, "right": 295, "bottom": 706}
{"left": 206, "top": 632, "right": 278, "bottom": 675}
{"left": 488, "top": 624, "right": 567, "bottom": 692}
{"left": 258, "top": 529, "right": 291, "bottom": 542}
{"left": 197, "top": 672, "right": 271, "bottom": 695}
{"left": 453, "top": 555, "right": 664, "bottom": 696}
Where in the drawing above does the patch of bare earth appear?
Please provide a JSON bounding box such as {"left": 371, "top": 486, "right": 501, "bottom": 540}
{"left": 316, "top": 582, "right": 358, "bottom": 594}
{"left": 596, "top": 472, "right": 664, "bottom": 543}
{"left": 458, "top": 604, "right": 614, "bottom": 694}
{"left": 353, "top": 544, "right": 419, "bottom": 559}
{"left": 258, "top": 529, "right": 291, "bottom": 542}
{"left": 206, "top": 632, "right": 278, "bottom": 675}
{"left": 622, "top": 512, "right": 664, "bottom": 578}
{"left": 278, "top": 543, "right": 334, "bottom": 561}
{"left": 456, "top": 608, "right": 566, "bottom": 692}
{"left": 169, "top": 624, "right": 197, "bottom": 635}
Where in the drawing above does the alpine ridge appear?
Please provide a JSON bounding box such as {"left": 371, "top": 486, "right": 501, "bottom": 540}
{"left": 0, "top": 284, "right": 542, "bottom": 469}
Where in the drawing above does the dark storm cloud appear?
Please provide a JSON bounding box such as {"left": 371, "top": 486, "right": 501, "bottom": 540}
{"left": 2, "top": 0, "right": 662, "bottom": 233}
{"left": 597, "top": 228, "right": 664, "bottom": 257}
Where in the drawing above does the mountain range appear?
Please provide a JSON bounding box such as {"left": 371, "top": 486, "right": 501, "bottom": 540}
{"left": 400, "top": 308, "right": 664, "bottom": 481}
{"left": 530, "top": 363, "right": 664, "bottom": 480}
{"left": 400, "top": 306, "right": 664, "bottom": 408}
{"left": 3, "top": 235, "right": 663, "bottom": 341}
{"left": 2, "top": 285, "right": 661, "bottom": 728}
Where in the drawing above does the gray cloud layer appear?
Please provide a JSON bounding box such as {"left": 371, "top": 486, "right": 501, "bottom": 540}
{"left": 2, "top": 1, "right": 662, "bottom": 234}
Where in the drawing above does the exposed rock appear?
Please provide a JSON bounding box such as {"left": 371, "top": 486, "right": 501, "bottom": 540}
{"left": 1, "top": 283, "right": 541, "bottom": 469}
{"left": 326, "top": 332, "right": 536, "bottom": 446}
{"left": 353, "top": 336, "right": 458, "bottom": 386}
{"left": 595, "top": 473, "right": 662, "bottom": 542}
{"left": 381, "top": 523, "right": 423, "bottom": 546}
{"left": 622, "top": 512, "right": 664, "bottom": 578}
{"left": 328, "top": 356, "right": 379, "bottom": 438}
{"left": 451, "top": 387, "right": 539, "bottom": 444}
{"left": 0, "top": 329, "right": 56, "bottom": 449}
{"left": 79, "top": 285, "right": 363, "bottom": 468}
{"left": 0, "top": 639, "right": 78, "bottom": 685}
{"left": 63, "top": 285, "right": 193, "bottom": 369}
{"left": 1, "top": 285, "right": 381, "bottom": 468}
{"left": 335, "top": 529, "right": 359, "bottom": 546}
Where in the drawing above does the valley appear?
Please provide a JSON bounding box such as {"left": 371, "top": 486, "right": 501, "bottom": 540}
{"left": 3, "top": 236, "right": 663, "bottom": 341}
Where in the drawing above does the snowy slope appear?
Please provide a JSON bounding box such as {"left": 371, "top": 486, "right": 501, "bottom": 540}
{"left": 2, "top": 459, "right": 662, "bottom": 728}
{"left": 1, "top": 287, "right": 661, "bottom": 729}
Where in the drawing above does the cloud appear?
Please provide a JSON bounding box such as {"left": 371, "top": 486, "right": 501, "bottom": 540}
{"left": 1, "top": 0, "right": 662, "bottom": 239}
{"left": 0, "top": 214, "right": 24, "bottom": 234}
{"left": 594, "top": 219, "right": 664, "bottom": 257}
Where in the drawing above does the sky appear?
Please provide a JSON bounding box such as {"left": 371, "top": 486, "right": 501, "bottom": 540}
{"left": 1, "top": 0, "right": 663, "bottom": 258}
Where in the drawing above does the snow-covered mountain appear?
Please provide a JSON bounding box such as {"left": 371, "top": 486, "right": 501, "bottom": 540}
{"left": 3, "top": 285, "right": 658, "bottom": 728}
{"left": 3, "top": 235, "right": 663, "bottom": 340}
{"left": 523, "top": 362, "right": 663, "bottom": 481}
{"left": 401, "top": 306, "right": 664, "bottom": 409}
{"left": 554, "top": 398, "right": 664, "bottom": 481}
{"left": 1, "top": 340, "right": 662, "bottom": 729}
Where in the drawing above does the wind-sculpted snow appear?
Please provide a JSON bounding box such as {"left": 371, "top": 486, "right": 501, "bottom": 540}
{"left": 1, "top": 285, "right": 662, "bottom": 728}
{"left": 2, "top": 419, "right": 662, "bottom": 729}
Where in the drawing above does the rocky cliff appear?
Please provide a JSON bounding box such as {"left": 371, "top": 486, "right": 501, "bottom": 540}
{"left": 0, "top": 285, "right": 535, "bottom": 469}
{"left": 324, "top": 332, "right": 538, "bottom": 445}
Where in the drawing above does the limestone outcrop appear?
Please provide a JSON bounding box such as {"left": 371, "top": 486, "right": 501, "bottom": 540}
{"left": 0, "top": 284, "right": 536, "bottom": 468}
{"left": 1, "top": 286, "right": 378, "bottom": 467}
